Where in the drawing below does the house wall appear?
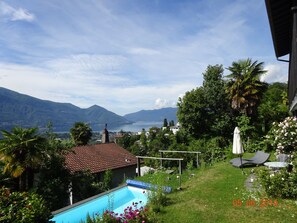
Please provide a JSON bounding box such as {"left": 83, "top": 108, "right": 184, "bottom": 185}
{"left": 111, "top": 165, "right": 137, "bottom": 186}
{"left": 289, "top": 7, "right": 297, "bottom": 112}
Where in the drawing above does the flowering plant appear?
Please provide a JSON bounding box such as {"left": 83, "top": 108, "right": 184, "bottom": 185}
{"left": 256, "top": 165, "right": 297, "bottom": 199}
{"left": 265, "top": 117, "right": 297, "bottom": 155}
{"left": 84, "top": 201, "right": 156, "bottom": 223}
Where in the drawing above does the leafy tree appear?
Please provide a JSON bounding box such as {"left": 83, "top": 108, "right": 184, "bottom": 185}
{"left": 71, "top": 170, "right": 102, "bottom": 203}
{"left": 139, "top": 130, "right": 148, "bottom": 156}
{"left": 177, "top": 87, "right": 209, "bottom": 138}
{"left": 202, "top": 64, "right": 233, "bottom": 137}
{"left": 117, "top": 132, "right": 132, "bottom": 150}
{"left": 0, "top": 127, "right": 47, "bottom": 191}
{"left": 36, "top": 154, "right": 71, "bottom": 210}
{"left": 0, "top": 162, "right": 14, "bottom": 189}
{"left": 163, "top": 118, "right": 168, "bottom": 127}
{"left": 258, "top": 82, "right": 289, "bottom": 133}
{"left": 177, "top": 64, "right": 234, "bottom": 139}
{"left": 174, "top": 128, "right": 190, "bottom": 145}
{"left": 35, "top": 123, "right": 73, "bottom": 210}
{"left": 225, "top": 58, "right": 268, "bottom": 117}
{"left": 203, "top": 64, "right": 227, "bottom": 113}
{"left": 169, "top": 120, "right": 175, "bottom": 127}
{"left": 117, "top": 132, "right": 140, "bottom": 154}
{"left": 236, "top": 115, "right": 256, "bottom": 147}
{"left": 70, "top": 122, "right": 92, "bottom": 146}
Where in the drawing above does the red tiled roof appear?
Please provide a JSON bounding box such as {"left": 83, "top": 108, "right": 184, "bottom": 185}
{"left": 65, "top": 143, "right": 137, "bottom": 173}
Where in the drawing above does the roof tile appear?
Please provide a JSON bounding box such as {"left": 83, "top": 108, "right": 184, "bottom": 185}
{"left": 65, "top": 143, "right": 137, "bottom": 173}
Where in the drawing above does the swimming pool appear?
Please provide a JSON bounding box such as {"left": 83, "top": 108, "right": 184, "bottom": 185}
{"left": 52, "top": 186, "right": 148, "bottom": 223}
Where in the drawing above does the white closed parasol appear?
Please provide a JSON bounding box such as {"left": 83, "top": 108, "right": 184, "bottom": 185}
{"left": 233, "top": 127, "right": 244, "bottom": 155}
{"left": 233, "top": 127, "right": 244, "bottom": 173}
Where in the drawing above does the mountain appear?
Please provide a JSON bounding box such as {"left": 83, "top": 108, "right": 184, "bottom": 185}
{"left": 124, "top": 107, "right": 178, "bottom": 123}
{"left": 0, "top": 87, "right": 131, "bottom": 132}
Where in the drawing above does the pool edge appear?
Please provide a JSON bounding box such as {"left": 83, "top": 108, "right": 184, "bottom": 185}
{"left": 52, "top": 184, "right": 127, "bottom": 215}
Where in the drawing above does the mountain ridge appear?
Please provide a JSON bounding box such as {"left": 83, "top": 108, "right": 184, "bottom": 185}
{"left": 124, "top": 107, "right": 177, "bottom": 123}
{"left": 0, "top": 87, "right": 131, "bottom": 132}
{"left": 0, "top": 87, "right": 178, "bottom": 132}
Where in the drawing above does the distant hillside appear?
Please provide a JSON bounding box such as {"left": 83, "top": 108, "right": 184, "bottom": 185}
{"left": 0, "top": 87, "right": 131, "bottom": 132}
{"left": 124, "top": 107, "right": 178, "bottom": 123}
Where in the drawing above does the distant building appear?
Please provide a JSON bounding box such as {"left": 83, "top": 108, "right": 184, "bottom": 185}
{"left": 101, "top": 124, "right": 109, "bottom": 143}
{"left": 114, "top": 132, "right": 125, "bottom": 144}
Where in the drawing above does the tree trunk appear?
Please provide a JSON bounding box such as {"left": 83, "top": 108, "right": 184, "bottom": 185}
{"left": 19, "top": 172, "right": 27, "bottom": 191}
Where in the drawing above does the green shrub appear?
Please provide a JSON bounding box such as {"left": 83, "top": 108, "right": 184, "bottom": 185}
{"left": 189, "top": 137, "right": 229, "bottom": 165}
{"left": 147, "top": 187, "right": 168, "bottom": 213}
{"left": 256, "top": 165, "right": 297, "bottom": 199}
{"left": 0, "top": 187, "right": 53, "bottom": 223}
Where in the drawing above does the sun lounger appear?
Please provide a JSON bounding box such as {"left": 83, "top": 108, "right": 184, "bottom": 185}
{"left": 230, "top": 151, "right": 270, "bottom": 168}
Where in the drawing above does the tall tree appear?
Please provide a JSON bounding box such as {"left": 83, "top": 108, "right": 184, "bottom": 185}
{"left": 177, "top": 65, "right": 233, "bottom": 138}
{"left": 35, "top": 123, "right": 73, "bottom": 210}
{"left": 258, "top": 82, "right": 289, "bottom": 133}
{"left": 177, "top": 87, "right": 209, "bottom": 138}
{"left": 0, "top": 127, "right": 46, "bottom": 191}
{"left": 225, "top": 58, "right": 268, "bottom": 117}
{"left": 203, "top": 64, "right": 227, "bottom": 112}
{"left": 70, "top": 122, "right": 92, "bottom": 146}
{"left": 202, "top": 64, "right": 233, "bottom": 136}
{"left": 163, "top": 118, "right": 168, "bottom": 127}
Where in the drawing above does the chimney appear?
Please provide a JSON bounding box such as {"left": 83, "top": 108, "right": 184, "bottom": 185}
{"left": 101, "top": 123, "right": 109, "bottom": 143}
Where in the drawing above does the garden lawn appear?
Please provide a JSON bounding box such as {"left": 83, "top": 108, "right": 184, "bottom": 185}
{"left": 142, "top": 162, "right": 297, "bottom": 223}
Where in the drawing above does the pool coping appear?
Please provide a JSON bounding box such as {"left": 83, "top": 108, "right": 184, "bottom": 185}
{"left": 52, "top": 183, "right": 129, "bottom": 215}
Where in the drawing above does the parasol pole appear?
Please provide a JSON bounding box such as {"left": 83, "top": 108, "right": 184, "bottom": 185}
{"left": 240, "top": 154, "right": 244, "bottom": 174}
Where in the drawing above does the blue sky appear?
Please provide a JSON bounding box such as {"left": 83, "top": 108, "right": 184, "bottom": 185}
{"left": 0, "top": 0, "right": 288, "bottom": 115}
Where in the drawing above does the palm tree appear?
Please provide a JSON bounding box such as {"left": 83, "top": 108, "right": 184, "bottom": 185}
{"left": 0, "top": 127, "right": 46, "bottom": 191}
{"left": 70, "top": 122, "right": 92, "bottom": 146}
{"left": 225, "top": 58, "right": 268, "bottom": 116}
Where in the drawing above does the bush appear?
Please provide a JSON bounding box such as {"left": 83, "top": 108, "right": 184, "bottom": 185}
{"left": 0, "top": 187, "right": 53, "bottom": 223}
{"left": 189, "top": 137, "right": 229, "bottom": 165}
{"left": 147, "top": 186, "right": 168, "bottom": 213}
{"left": 72, "top": 170, "right": 104, "bottom": 203}
{"left": 256, "top": 163, "right": 297, "bottom": 199}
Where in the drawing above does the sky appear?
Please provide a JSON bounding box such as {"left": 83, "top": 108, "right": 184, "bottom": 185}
{"left": 0, "top": 0, "right": 289, "bottom": 115}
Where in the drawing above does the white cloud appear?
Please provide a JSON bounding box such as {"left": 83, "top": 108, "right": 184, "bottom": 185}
{"left": 262, "top": 63, "right": 288, "bottom": 83}
{"left": 154, "top": 98, "right": 170, "bottom": 109}
{"left": 0, "top": 0, "right": 281, "bottom": 115}
{"left": 0, "top": 61, "right": 192, "bottom": 115}
{"left": 11, "top": 8, "right": 34, "bottom": 21}
{"left": 0, "top": 2, "right": 35, "bottom": 22}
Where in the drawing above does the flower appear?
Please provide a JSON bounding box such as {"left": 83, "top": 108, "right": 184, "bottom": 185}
{"left": 266, "top": 117, "right": 297, "bottom": 155}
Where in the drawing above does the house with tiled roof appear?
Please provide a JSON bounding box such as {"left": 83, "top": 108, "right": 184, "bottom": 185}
{"left": 65, "top": 141, "right": 137, "bottom": 187}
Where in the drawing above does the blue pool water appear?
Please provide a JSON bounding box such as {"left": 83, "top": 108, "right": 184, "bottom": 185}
{"left": 52, "top": 186, "right": 148, "bottom": 223}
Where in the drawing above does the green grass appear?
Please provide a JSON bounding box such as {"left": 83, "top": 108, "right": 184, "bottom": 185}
{"left": 137, "top": 162, "right": 297, "bottom": 223}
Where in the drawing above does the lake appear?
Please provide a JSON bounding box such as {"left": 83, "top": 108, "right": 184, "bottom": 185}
{"left": 109, "top": 121, "right": 163, "bottom": 132}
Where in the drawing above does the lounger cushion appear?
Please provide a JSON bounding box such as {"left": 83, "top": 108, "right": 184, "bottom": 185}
{"left": 230, "top": 151, "right": 270, "bottom": 168}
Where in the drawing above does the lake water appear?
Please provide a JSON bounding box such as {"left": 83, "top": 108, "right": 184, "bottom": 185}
{"left": 109, "top": 121, "right": 163, "bottom": 132}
